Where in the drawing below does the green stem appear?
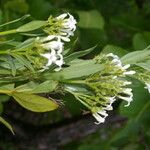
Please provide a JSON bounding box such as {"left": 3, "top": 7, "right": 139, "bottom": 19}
{"left": 0, "top": 29, "right": 17, "bottom": 36}
{"left": 0, "top": 48, "right": 11, "bottom": 55}
{"left": 0, "top": 89, "right": 12, "bottom": 95}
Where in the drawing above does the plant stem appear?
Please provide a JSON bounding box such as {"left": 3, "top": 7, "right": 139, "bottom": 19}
{"left": 0, "top": 29, "right": 17, "bottom": 36}
{"left": 0, "top": 50, "right": 9, "bottom": 54}
{"left": 0, "top": 89, "right": 12, "bottom": 94}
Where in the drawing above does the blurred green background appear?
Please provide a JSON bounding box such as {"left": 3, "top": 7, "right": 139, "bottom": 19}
{"left": 0, "top": 0, "right": 150, "bottom": 149}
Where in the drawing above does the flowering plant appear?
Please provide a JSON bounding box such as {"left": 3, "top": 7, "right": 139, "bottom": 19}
{"left": 0, "top": 13, "right": 150, "bottom": 133}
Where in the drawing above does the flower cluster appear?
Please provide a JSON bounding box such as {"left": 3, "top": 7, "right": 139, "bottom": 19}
{"left": 67, "top": 53, "right": 136, "bottom": 124}
{"left": 40, "top": 13, "right": 77, "bottom": 71}
{"left": 90, "top": 53, "right": 136, "bottom": 124}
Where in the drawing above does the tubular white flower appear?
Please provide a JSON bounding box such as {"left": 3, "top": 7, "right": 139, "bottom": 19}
{"left": 122, "top": 64, "right": 130, "bottom": 70}
{"left": 123, "top": 81, "right": 132, "bottom": 86}
{"left": 106, "top": 53, "right": 136, "bottom": 75}
{"left": 145, "top": 83, "right": 150, "bottom": 93}
{"left": 104, "top": 105, "right": 113, "bottom": 111}
{"left": 118, "top": 95, "right": 133, "bottom": 107}
{"left": 41, "top": 35, "right": 56, "bottom": 42}
{"left": 56, "top": 13, "right": 77, "bottom": 38}
{"left": 42, "top": 40, "right": 64, "bottom": 53}
{"left": 40, "top": 50, "right": 64, "bottom": 71}
{"left": 56, "top": 13, "right": 68, "bottom": 20}
{"left": 93, "top": 110, "right": 108, "bottom": 124}
{"left": 123, "top": 88, "right": 132, "bottom": 94}
{"left": 62, "top": 13, "right": 77, "bottom": 31}
{"left": 93, "top": 113, "right": 105, "bottom": 124}
{"left": 108, "top": 97, "right": 116, "bottom": 104}
{"left": 40, "top": 35, "right": 67, "bottom": 71}
{"left": 117, "top": 88, "right": 133, "bottom": 107}
{"left": 106, "top": 53, "right": 119, "bottom": 59}
{"left": 111, "top": 58, "right": 122, "bottom": 67}
{"left": 123, "top": 70, "right": 136, "bottom": 75}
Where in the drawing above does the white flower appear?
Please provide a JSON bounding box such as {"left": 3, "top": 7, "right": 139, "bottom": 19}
{"left": 41, "top": 35, "right": 56, "bottom": 42}
{"left": 40, "top": 50, "right": 64, "bottom": 71}
{"left": 104, "top": 105, "right": 113, "bottom": 111}
{"left": 122, "top": 64, "right": 130, "bottom": 70}
{"left": 108, "top": 96, "right": 116, "bottom": 104}
{"left": 93, "top": 110, "right": 108, "bottom": 124}
{"left": 123, "top": 81, "right": 132, "bottom": 86}
{"left": 56, "top": 13, "right": 77, "bottom": 38}
{"left": 56, "top": 13, "right": 68, "bottom": 20}
{"left": 123, "top": 88, "right": 132, "bottom": 94}
{"left": 145, "top": 83, "right": 150, "bottom": 93}
{"left": 106, "top": 53, "right": 119, "bottom": 59}
{"left": 118, "top": 88, "right": 133, "bottom": 107}
{"left": 62, "top": 13, "right": 77, "bottom": 31}
{"left": 118, "top": 95, "right": 133, "bottom": 107}
{"left": 111, "top": 58, "right": 122, "bottom": 67}
{"left": 42, "top": 40, "right": 64, "bottom": 53}
{"left": 123, "top": 70, "right": 136, "bottom": 75}
{"left": 106, "top": 53, "right": 136, "bottom": 76}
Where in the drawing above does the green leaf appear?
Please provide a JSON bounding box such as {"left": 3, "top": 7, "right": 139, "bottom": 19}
{"left": 16, "top": 20, "right": 47, "bottom": 32}
{"left": 11, "top": 92, "right": 58, "bottom": 112}
{"left": 64, "top": 46, "right": 96, "bottom": 63}
{"left": 16, "top": 38, "right": 35, "bottom": 49}
{"left": 136, "top": 60, "right": 150, "bottom": 71}
{"left": 32, "top": 80, "right": 58, "bottom": 93}
{"left": 14, "top": 81, "right": 37, "bottom": 92}
{"left": 0, "top": 83, "right": 15, "bottom": 90}
{"left": 0, "top": 116, "right": 14, "bottom": 134}
{"left": 6, "top": 56, "right": 16, "bottom": 76}
{"left": 44, "top": 60, "right": 104, "bottom": 80}
{"left": 109, "top": 119, "right": 140, "bottom": 145}
{"left": 11, "top": 54, "right": 35, "bottom": 72}
{"left": 78, "top": 10, "right": 105, "bottom": 30}
{"left": 121, "top": 46, "right": 150, "bottom": 64}
{"left": 0, "top": 14, "right": 30, "bottom": 28}
{"left": 0, "top": 68, "right": 11, "bottom": 75}
{"left": 0, "top": 39, "right": 20, "bottom": 46}
{"left": 64, "top": 84, "right": 91, "bottom": 95}
{"left": 15, "top": 80, "right": 58, "bottom": 93}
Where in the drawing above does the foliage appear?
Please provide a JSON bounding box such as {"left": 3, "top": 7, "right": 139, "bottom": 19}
{"left": 0, "top": 0, "right": 150, "bottom": 149}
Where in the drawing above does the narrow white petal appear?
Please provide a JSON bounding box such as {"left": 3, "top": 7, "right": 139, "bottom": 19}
{"left": 124, "top": 70, "right": 136, "bottom": 75}
{"left": 118, "top": 95, "right": 133, "bottom": 107}
{"left": 93, "top": 113, "right": 105, "bottom": 124}
{"left": 42, "top": 35, "right": 55, "bottom": 42}
{"left": 106, "top": 53, "right": 119, "bottom": 59}
{"left": 144, "top": 83, "right": 150, "bottom": 93}
{"left": 122, "top": 64, "right": 130, "bottom": 70}
{"left": 123, "top": 81, "right": 132, "bottom": 86}
{"left": 56, "top": 13, "right": 67, "bottom": 19}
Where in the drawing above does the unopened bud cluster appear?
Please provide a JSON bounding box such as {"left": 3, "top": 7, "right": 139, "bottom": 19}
{"left": 72, "top": 53, "right": 136, "bottom": 124}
